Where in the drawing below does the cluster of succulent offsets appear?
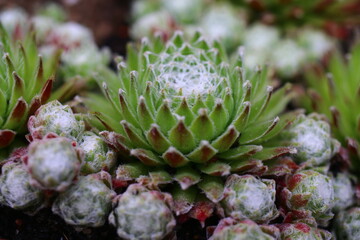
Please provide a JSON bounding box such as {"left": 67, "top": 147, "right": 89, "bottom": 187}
{"left": 0, "top": 2, "right": 360, "bottom": 240}
{"left": 130, "top": 0, "right": 336, "bottom": 78}
{"left": 0, "top": 99, "right": 116, "bottom": 225}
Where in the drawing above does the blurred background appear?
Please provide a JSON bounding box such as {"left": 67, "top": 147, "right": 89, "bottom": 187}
{"left": 0, "top": 0, "right": 131, "bottom": 55}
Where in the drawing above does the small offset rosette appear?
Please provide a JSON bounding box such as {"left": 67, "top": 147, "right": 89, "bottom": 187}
{"left": 208, "top": 218, "right": 279, "bottom": 240}
{"left": 281, "top": 170, "right": 335, "bottom": 226}
{"left": 0, "top": 161, "right": 44, "bottom": 214}
{"left": 109, "top": 184, "right": 176, "bottom": 240}
{"left": 52, "top": 171, "right": 115, "bottom": 227}
{"left": 221, "top": 174, "right": 279, "bottom": 223}
{"left": 23, "top": 134, "right": 83, "bottom": 192}
{"left": 28, "top": 100, "right": 85, "bottom": 141}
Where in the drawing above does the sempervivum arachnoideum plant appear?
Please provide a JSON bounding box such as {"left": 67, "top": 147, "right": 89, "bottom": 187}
{"left": 281, "top": 169, "right": 335, "bottom": 226}
{"left": 0, "top": 24, "right": 59, "bottom": 149}
{"left": 334, "top": 207, "right": 360, "bottom": 240}
{"left": 332, "top": 172, "right": 355, "bottom": 212}
{"left": 221, "top": 174, "right": 279, "bottom": 223}
{"left": 208, "top": 218, "right": 280, "bottom": 240}
{"left": 279, "top": 114, "right": 340, "bottom": 167}
{"left": 0, "top": 160, "right": 45, "bottom": 214}
{"left": 77, "top": 131, "right": 117, "bottom": 174}
{"left": 276, "top": 210, "right": 333, "bottom": 240}
{"left": 22, "top": 134, "right": 83, "bottom": 191}
{"left": 27, "top": 100, "right": 85, "bottom": 141}
{"left": 277, "top": 222, "right": 332, "bottom": 240}
{"left": 109, "top": 183, "right": 176, "bottom": 240}
{"left": 52, "top": 171, "right": 115, "bottom": 227}
{"left": 85, "top": 31, "right": 298, "bottom": 212}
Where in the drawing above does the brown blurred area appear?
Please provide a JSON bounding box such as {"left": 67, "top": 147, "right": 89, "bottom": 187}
{"left": 0, "top": 0, "right": 131, "bottom": 55}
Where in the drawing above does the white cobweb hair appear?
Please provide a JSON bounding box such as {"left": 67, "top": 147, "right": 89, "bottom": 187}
{"left": 146, "top": 41, "right": 222, "bottom": 98}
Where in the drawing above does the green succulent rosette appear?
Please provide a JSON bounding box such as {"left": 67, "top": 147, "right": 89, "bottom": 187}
{"left": 0, "top": 161, "right": 44, "bottom": 213}
{"left": 281, "top": 170, "right": 335, "bottom": 226}
{"left": 28, "top": 100, "right": 85, "bottom": 141}
{"left": 277, "top": 222, "right": 333, "bottom": 240}
{"left": 0, "top": 24, "right": 59, "bottom": 148}
{"left": 334, "top": 207, "right": 360, "bottom": 240}
{"left": 85, "top": 32, "right": 298, "bottom": 211}
{"left": 24, "top": 134, "right": 83, "bottom": 191}
{"left": 52, "top": 172, "right": 115, "bottom": 227}
{"left": 109, "top": 184, "right": 176, "bottom": 240}
{"left": 279, "top": 114, "right": 340, "bottom": 167}
{"left": 209, "top": 218, "right": 279, "bottom": 240}
{"left": 332, "top": 173, "right": 354, "bottom": 212}
{"left": 222, "top": 174, "right": 279, "bottom": 223}
{"left": 78, "top": 131, "right": 117, "bottom": 174}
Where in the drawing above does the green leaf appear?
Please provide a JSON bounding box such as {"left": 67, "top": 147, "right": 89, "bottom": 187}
{"left": 239, "top": 117, "right": 280, "bottom": 144}
{"left": 187, "top": 140, "right": 218, "bottom": 163}
{"left": 209, "top": 99, "right": 229, "bottom": 136}
{"left": 174, "top": 167, "right": 201, "bottom": 190}
{"left": 162, "top": 147, "right": 190, "bottom": 167}
{"left": 171, "top": 185, "right": 197, "bottom": 215}
{"left": 211, "top": 125, "right": 240, "bottom": 152}
{"left": 146, "top": 124, "right": 171, "bottom": 154}
{"left": 190, "top": 108, "right": 215, "bottom": 141}
{"left": 218, "top": 145, "right": 263, "bottom": 161}
{"left": 137, "top": 96, "right": 155, "bottom": 131}
{"left": 198, "top": 176, "right": 224, "bottom": 203}
{"left": 175, "top": 97, "right": 194, "bottom": 126}
{"left": 130, "top": 148, "right": 164, "bottom": 166}
{"left": 198, "top": 161, "right": 230, "bottom": 176}
{"left": 121, "top": 120, "right": 151, "bottom": 149}
{"left": 168, "top": 117, "right": 196, "bottom": 153}
{"left": 156, "top": 99, "right": 176, "bottom": 134}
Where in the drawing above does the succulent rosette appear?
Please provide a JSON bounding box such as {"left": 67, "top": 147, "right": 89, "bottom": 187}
{"left": 280, "top": 114, "right": 340, "bottom": 167}
{"left": 243, "top": 24, "right": 280, "bottom": 69}
{"left": 28, "top": 100, "right": 85, "bottom": 141}
{"left": 59, "top": 43, "right": 111, "bottom": 81}
{"left": 109, "top": 184, "right": 176, "bottom": 240}
{"left": 52, "top": 172, "right": 115, "bottom": 227}
{"left": 78, "top": 131, "right": 117, "bottom": 173}
{"left": 221, "top": 174, "right": 279, "bottom": 223}
{"left": 297, "top": 28, "right": 334, "bottom": 60}
{"left": 86, "top": 31, "right": 297, "bottom": 206}
{"left": 198, "top": 4, "right": 245, "bottom": 52}
{"left": 334, "top": 207, "right": 360, "bottom": 240}
{"left": 131, "top": 0, "right": 161, "bottom": 20}
{"left": 30, "top": 15, "right": 58, "bottom": 43}
{"left": 130, "top": 10, "right": 176, "bottom": 40}
{"left": 277, "top": 222, "right": 333, "bottom": 240}
{"left": 281, "top": 170, "right": 335, "bottom": 225}
{"left": 161, "top": 0, "right": 203, "bottom": 24}
{"left": 0, "top": 161, "right": 44, "bottom": 213}
{"left": 332, "top": 173, "right": 354, "bottom": 212}
{"left": 271, "top": 39, "right": 306, "bottom": 78}
{"left": 46, "top": 22, "right": 93, "bottom": 50}
{"left": 24, "top": 135, "right": 82, "bottom": 191}
{"left": 0, "top": 24, "right": 59, "bottom": 148}
{"left": 0, "top": 8, "right": 28, "bottom": 36}
{"left": 209, "top": 218, "right": 279, "bottom": 240}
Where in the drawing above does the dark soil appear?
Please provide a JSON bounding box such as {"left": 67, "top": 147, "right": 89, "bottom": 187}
{"left": 0, "top": 206, "right": 212, "bottom": 240}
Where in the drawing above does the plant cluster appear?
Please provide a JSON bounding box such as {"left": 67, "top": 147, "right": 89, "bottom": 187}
{"left": 0, "top": 2, "right": 359, "bottom": 240}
